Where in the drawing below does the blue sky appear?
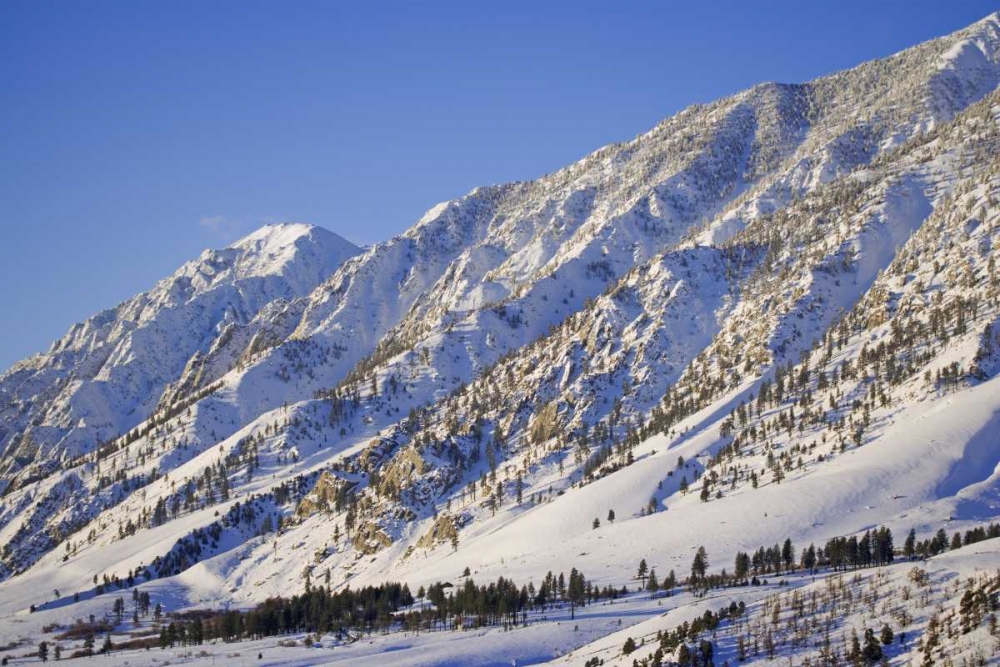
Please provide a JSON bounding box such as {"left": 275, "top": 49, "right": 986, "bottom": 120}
{"left": 0, "top": 0, "right": 996, "bottom": 369}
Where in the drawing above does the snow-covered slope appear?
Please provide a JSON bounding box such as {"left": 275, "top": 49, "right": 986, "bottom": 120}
{"left": 3, "top": 12, "right": 1000, "bottom": 667}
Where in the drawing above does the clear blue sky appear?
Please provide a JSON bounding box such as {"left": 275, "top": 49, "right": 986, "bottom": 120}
{"left": 1, "top": 0, "right": 996, "bottom": 370}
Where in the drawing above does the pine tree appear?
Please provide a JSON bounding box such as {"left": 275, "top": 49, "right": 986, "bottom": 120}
{"left": 960, "top": 590, "right": 976, "bottom": 634}
{"left": 802, "top": 544, "right": 817, "bottom": 573}
{"left": 567, "top": 568, "right": 586, "bottom": 620}
{"left": 191, "top": 617, "right": 204, "bottom": 645}
{"left": 764, "top": 629, "right": 775, "bottom": 659}
{"left": 664, "top": 569, "right": 676, "bottom": 595}
{"left": 782, "top": 538, "right": 795, "bottom": 571}
{"left": 678, "top": 643, "right": 692, "bottom": 667}
{"left": 922, "top": 615, "right": 940, "bottom": 667}
{"left": 691, "top": 546, "right": 708, "bottom": 582}
{"left": 904, "top": 528, "right": 916, "bottom": 558}
{"left": 862, "top": 629, "right": 883, "bottom": 664}
{"left": 848, "top": 628, "right": 862, "bottom": 665}
{"left": 734, "top": 551, "right": 750, "bottom": 581}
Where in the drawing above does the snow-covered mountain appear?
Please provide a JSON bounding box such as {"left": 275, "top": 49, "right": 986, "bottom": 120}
{"left": 2, "top": 12, "right": 1000, "bottom": 667}
{"left": 0, "top": 223, "right": 359, "bottom": 483}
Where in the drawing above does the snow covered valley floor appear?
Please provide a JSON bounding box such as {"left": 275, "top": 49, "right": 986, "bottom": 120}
{"left": 1, "top": 536, "right": 998, "bottom": 666}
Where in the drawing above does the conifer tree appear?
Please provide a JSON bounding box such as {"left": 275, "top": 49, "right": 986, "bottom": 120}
{"left": 691, "top": 546, "right": 708, "bottom": 582}
{"left": 904, "top": 528, "right": 916, "bottom": 558}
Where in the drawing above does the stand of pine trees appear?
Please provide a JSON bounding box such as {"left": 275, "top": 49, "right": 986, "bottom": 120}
{"left": 153, "top": 571, "right": 598, "bottom": 646}
{"left": 63, "top": 519, "right": 999, "bottom": 661}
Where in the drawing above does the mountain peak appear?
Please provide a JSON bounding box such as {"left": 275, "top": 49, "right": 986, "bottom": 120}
{"left": 220, "top": 222, "right": 359, "bottom": 280}
{"left": 229, "top": 221, "right": 349, "bottom": 252}
{"left": 230, "top": 221, "right": 312, "bottom": 246}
